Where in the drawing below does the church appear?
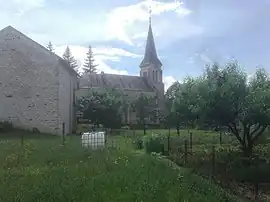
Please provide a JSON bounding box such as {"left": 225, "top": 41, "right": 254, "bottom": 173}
{"left": 77, "top": 17, "right": 165, "bottom": 125}
{"left": 0, "top": 14, "right": 164, "bottom": 134}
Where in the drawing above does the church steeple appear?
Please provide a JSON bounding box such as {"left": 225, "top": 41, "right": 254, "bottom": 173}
{"left": 139, "top": 6, "right": 162, "bottom": 68}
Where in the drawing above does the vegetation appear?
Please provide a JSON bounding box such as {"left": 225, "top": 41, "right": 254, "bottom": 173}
{"left": 83, "top": 45, "right": 98, "bottom": 74}
{"left": 78, "top": 89, "right": 123, "bottom": 129}
{"left": 62, "top": 46, "right": 78, "bottom": 71}
{"left": 168, "top": 61, "right": 270, "bottom": 157}
{"left": 0, "top": 133, "right": 234, "bottom": 202}
{"left": 46, "top": 41, "right": 54, "bottom": 53}
{"left": 132, "top": 93, "right": 155, "bottom": 134}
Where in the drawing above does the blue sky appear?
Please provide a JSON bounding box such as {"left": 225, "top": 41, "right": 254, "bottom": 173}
{"left": 0, "top": 0, "right": 269, "bottom": 90}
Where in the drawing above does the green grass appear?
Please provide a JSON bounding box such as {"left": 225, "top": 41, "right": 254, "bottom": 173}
{"left": 0, "top": 132, "right": 236, "bottom": 202}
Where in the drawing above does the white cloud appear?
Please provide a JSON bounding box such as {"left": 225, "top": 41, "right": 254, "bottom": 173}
{"left": 163, "top": 75, "right": 177, "bottom": 91}
{"left": 106, "top": 0, "right": 192, "bottom": 44}
{"left": 0, "top": 0, "right": 44, "bottom": 16}
{"left": 54, "top": 45, "right": 133, "bottom": 75}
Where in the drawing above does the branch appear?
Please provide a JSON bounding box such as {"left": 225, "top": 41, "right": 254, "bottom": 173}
{"left": 228, "top": 122, "right": 245, "bottom": 145}
{"left": 252, "top": 125, "right": 267, "bottom": 143}
{"left": 250, "top": 123, "right": 261, "bottom": 137}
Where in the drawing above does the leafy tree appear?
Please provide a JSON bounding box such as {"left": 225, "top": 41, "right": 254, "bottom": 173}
{"left": 63, "top": 46, "right": 78, "bottom": 71}
{"left": 171, "top": 61, "right": 270, "bottom": 156}
{"left": 202, "top": 62, "right": 270, "bottom": 156}
{"left": 78, "top": 89, "right": 123, "bottom": 129}
{"left": 132, "top": 93, "right": 154, "bottom": 134}
{"left": 163, "top": 82, "right": 181, "bottom": 133}
{"left": 46, "top": 41, "right": 54, "bottom": 53}
{"left": 83, "top": 46, "right": 98, "bottom": 74}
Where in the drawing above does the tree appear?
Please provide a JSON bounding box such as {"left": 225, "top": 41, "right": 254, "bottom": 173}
{"left": 132, "top": 93, "right": 154, "bottom": 134}
{"left": 46, "top": 41, "right": 54, "bottom": 53}
{"left": 63, "top": 46, "right": 78, "bottom": 71}
{"left": 163, "top": 82, "right": 181, "bottom": 133}
{"left": 78, "top": 89, "right": 123, "bottom": 129}
{"left": 202, "top": 62, "right": 270, "bottom": 156}
{"left": 83, "top": 46, "right": 98, "bottom": 74}
{"left": 171, "top": 61, "right": 270, "bottom": 156}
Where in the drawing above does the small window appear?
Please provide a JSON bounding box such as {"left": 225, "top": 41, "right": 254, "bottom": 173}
{"left": 143, "top": 71, "right": 147, "bottom": 77}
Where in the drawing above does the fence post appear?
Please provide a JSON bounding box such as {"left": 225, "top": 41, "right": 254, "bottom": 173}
{"left": 189, "top": 132, "right": 193, "bottom": 152}
{"left": 219, "top": 131, "right": 222, "bottom": 145}
{"left": 212, "top": 145, "right": 216, "bottom": 177}
{"left": 254, "top": 156, "right": 259, "bottom": 200}
{"left": 62, "top": 122, "right": 65, "bottom": 145}
{"left": 21, "top": 134, "right": 24, "bottom": 147}
{"left": 105, "top": 129, "right": 108, "bottom": 148}
{"left": 167, "top": 134, "right": 171, "bottom": 156}
{"left": 184, "top": 140, "right": 188, "bottom": 164}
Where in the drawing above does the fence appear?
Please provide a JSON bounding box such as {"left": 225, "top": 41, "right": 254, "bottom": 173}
{"left": 162, "top": 132, "right": 270, "bottom": 201}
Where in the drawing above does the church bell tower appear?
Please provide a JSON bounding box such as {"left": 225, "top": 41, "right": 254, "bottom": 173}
{"left": 139, "top": 7, "right": 164, "bottom": 96}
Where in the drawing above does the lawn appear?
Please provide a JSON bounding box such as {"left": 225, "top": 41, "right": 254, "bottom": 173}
{"left": 0, "top": 131, "right": 236, "bottom": 202}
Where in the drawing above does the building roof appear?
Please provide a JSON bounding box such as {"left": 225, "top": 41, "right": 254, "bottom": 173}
{"left": 80, "top": 73, "right": 154, "bottom": 92}
{"left": 0, "top": 25, "right": 78, "bottom": 77}
{"left": 139, "top": 21, "right": 162, "bottom": 68}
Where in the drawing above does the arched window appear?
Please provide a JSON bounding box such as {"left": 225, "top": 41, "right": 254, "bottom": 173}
{"left": 152, "top": 70, "right": 155, "bottom": 81}
{"left": 155, "top": 71, "right": 158, "bottom": 82}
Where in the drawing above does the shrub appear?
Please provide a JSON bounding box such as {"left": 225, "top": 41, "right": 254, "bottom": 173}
{"left": 144, "top": 134, "right": 165, "bottom": 154}
{"left": 0, "top": 121, "right": 13, "bottom": 133}
{"left": 133, "top": 137, "right": 144, "bottom": 150}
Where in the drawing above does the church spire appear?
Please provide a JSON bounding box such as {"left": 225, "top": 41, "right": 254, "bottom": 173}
{"left": 139, "top": 4, "right": 162, "bottom": 68}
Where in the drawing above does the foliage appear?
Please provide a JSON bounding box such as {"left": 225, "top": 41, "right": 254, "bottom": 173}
{"left": 0, "top": 134, "right": 234, "bottom": 202}
{"left": 143, "top": 134, "right": 165, "bottom": 154}
{"left": 62, "top": 46, "right": 78, "bottom": 71}
{"left": 46, "top": 41, "right": 54, "bottom": 53}
{"left": 132, "top": 93, "right": 155, "bottom": 134}
{"left": 168, "top": 60, "right": 270, "bottom": 156}
{"left": 0, "top": 121, "right": 13, "bottom": 133}
{"left": 83, "top": 45, "right": 98, "bottom": 74}
{"left": 78, "top": 89, "right": 124, "bottom": 129}
{"left": 133, "top": 136, "right": 144, "bottom": 149}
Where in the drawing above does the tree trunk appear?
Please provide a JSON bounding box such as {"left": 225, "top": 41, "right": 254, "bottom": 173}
{"left": 143, "top": 124, "right": 146, "bottom": 135}
{"left": 242, "top": 141, "right": 253, "bottom": 157}
{"left": 176, "top": 124, "right": 180, "bottom": 135}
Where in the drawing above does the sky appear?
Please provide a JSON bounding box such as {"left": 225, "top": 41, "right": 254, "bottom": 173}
{"left": 0, "top": 0, "right": 270, "bottom": 91}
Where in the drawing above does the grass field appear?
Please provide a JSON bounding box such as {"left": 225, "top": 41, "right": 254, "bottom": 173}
{"left": 0, "top": 130, "right": 237, "bottom": 202}
{"left": 118, "top": 128, "right": 270, "bottom": 200}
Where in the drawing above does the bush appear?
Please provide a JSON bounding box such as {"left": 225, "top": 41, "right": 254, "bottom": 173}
{"left": 133, "top": 137, "right": 144, "bottom": 150}
{"left": 0, "top": 121, "right": 13, "bottom": 133}
{"left": 144, "top": 134, "right": 165, "bottom": 154}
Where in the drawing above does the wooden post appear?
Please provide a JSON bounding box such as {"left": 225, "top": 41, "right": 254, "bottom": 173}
{"left": 184, "top": 140, "right": 188, "bottom": 164}
{"left": 167, "top": 134, "right": 171, "bottom": 156}
{"left": 21, "top": 134, "right": 24, "bottom": 147}
{"left": 219, "top": 131, "right": 222, "bottom": 145}
{"left": 62, "top": 122, "right": 65, "bottom": 145}
{"left": 212, "top": 145, "right": 215, "bottom": 177}
{"left": 105, "top": 129, "right": 108, "bottom": 148}
{"left": 189, "top": 132, "right": 193, "bottom": 152}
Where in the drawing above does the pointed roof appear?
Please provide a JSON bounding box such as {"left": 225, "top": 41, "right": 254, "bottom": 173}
{"left": 0, "top": 25, "right": 79, "bottom": 76}
{"left": 139, "top": 20, "right": 162, "bottom": 68}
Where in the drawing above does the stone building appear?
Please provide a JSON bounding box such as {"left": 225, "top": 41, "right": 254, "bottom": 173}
{"left": 0, "top": 26, "right": 78, "bottom": 135}
{"left": 77, "top": 18, "right": 165, "bottom": 125}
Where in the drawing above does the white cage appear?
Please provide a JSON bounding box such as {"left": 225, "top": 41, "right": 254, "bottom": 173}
{"left": 81, "top": 132, "right": 105, "bottom": 149}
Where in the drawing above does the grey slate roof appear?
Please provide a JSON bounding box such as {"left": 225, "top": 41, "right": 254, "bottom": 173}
{"left": 139, "top": 23, "right": 162, "bottom": 68}
{"left": 0, "top": 25, "right": 78, "bottom": 77}
{"left": 80, "top": 73, "right": 154, "bottom": 92}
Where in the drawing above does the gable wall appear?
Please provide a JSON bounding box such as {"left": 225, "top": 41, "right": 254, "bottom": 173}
{"left": 0, "top": 29, "right": 68, "bottom": 134}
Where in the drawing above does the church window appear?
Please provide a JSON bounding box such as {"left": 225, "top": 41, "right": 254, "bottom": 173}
{"left": 152, "top": 70, "right": 155, "bottom": 81}
{"left": 156, "top": 71, "right": 158, "bottom": 82}
{"left": 143, "top": 71, "right": 147, "bottom": 77}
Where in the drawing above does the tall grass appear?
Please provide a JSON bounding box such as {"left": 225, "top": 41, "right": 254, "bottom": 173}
{"left": 0, "top": 132, "right": 237, "bottom": 202}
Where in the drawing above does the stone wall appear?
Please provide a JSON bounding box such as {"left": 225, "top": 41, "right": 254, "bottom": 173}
{"left": 0, "top": 27, "right": 74, "bottom": 134}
